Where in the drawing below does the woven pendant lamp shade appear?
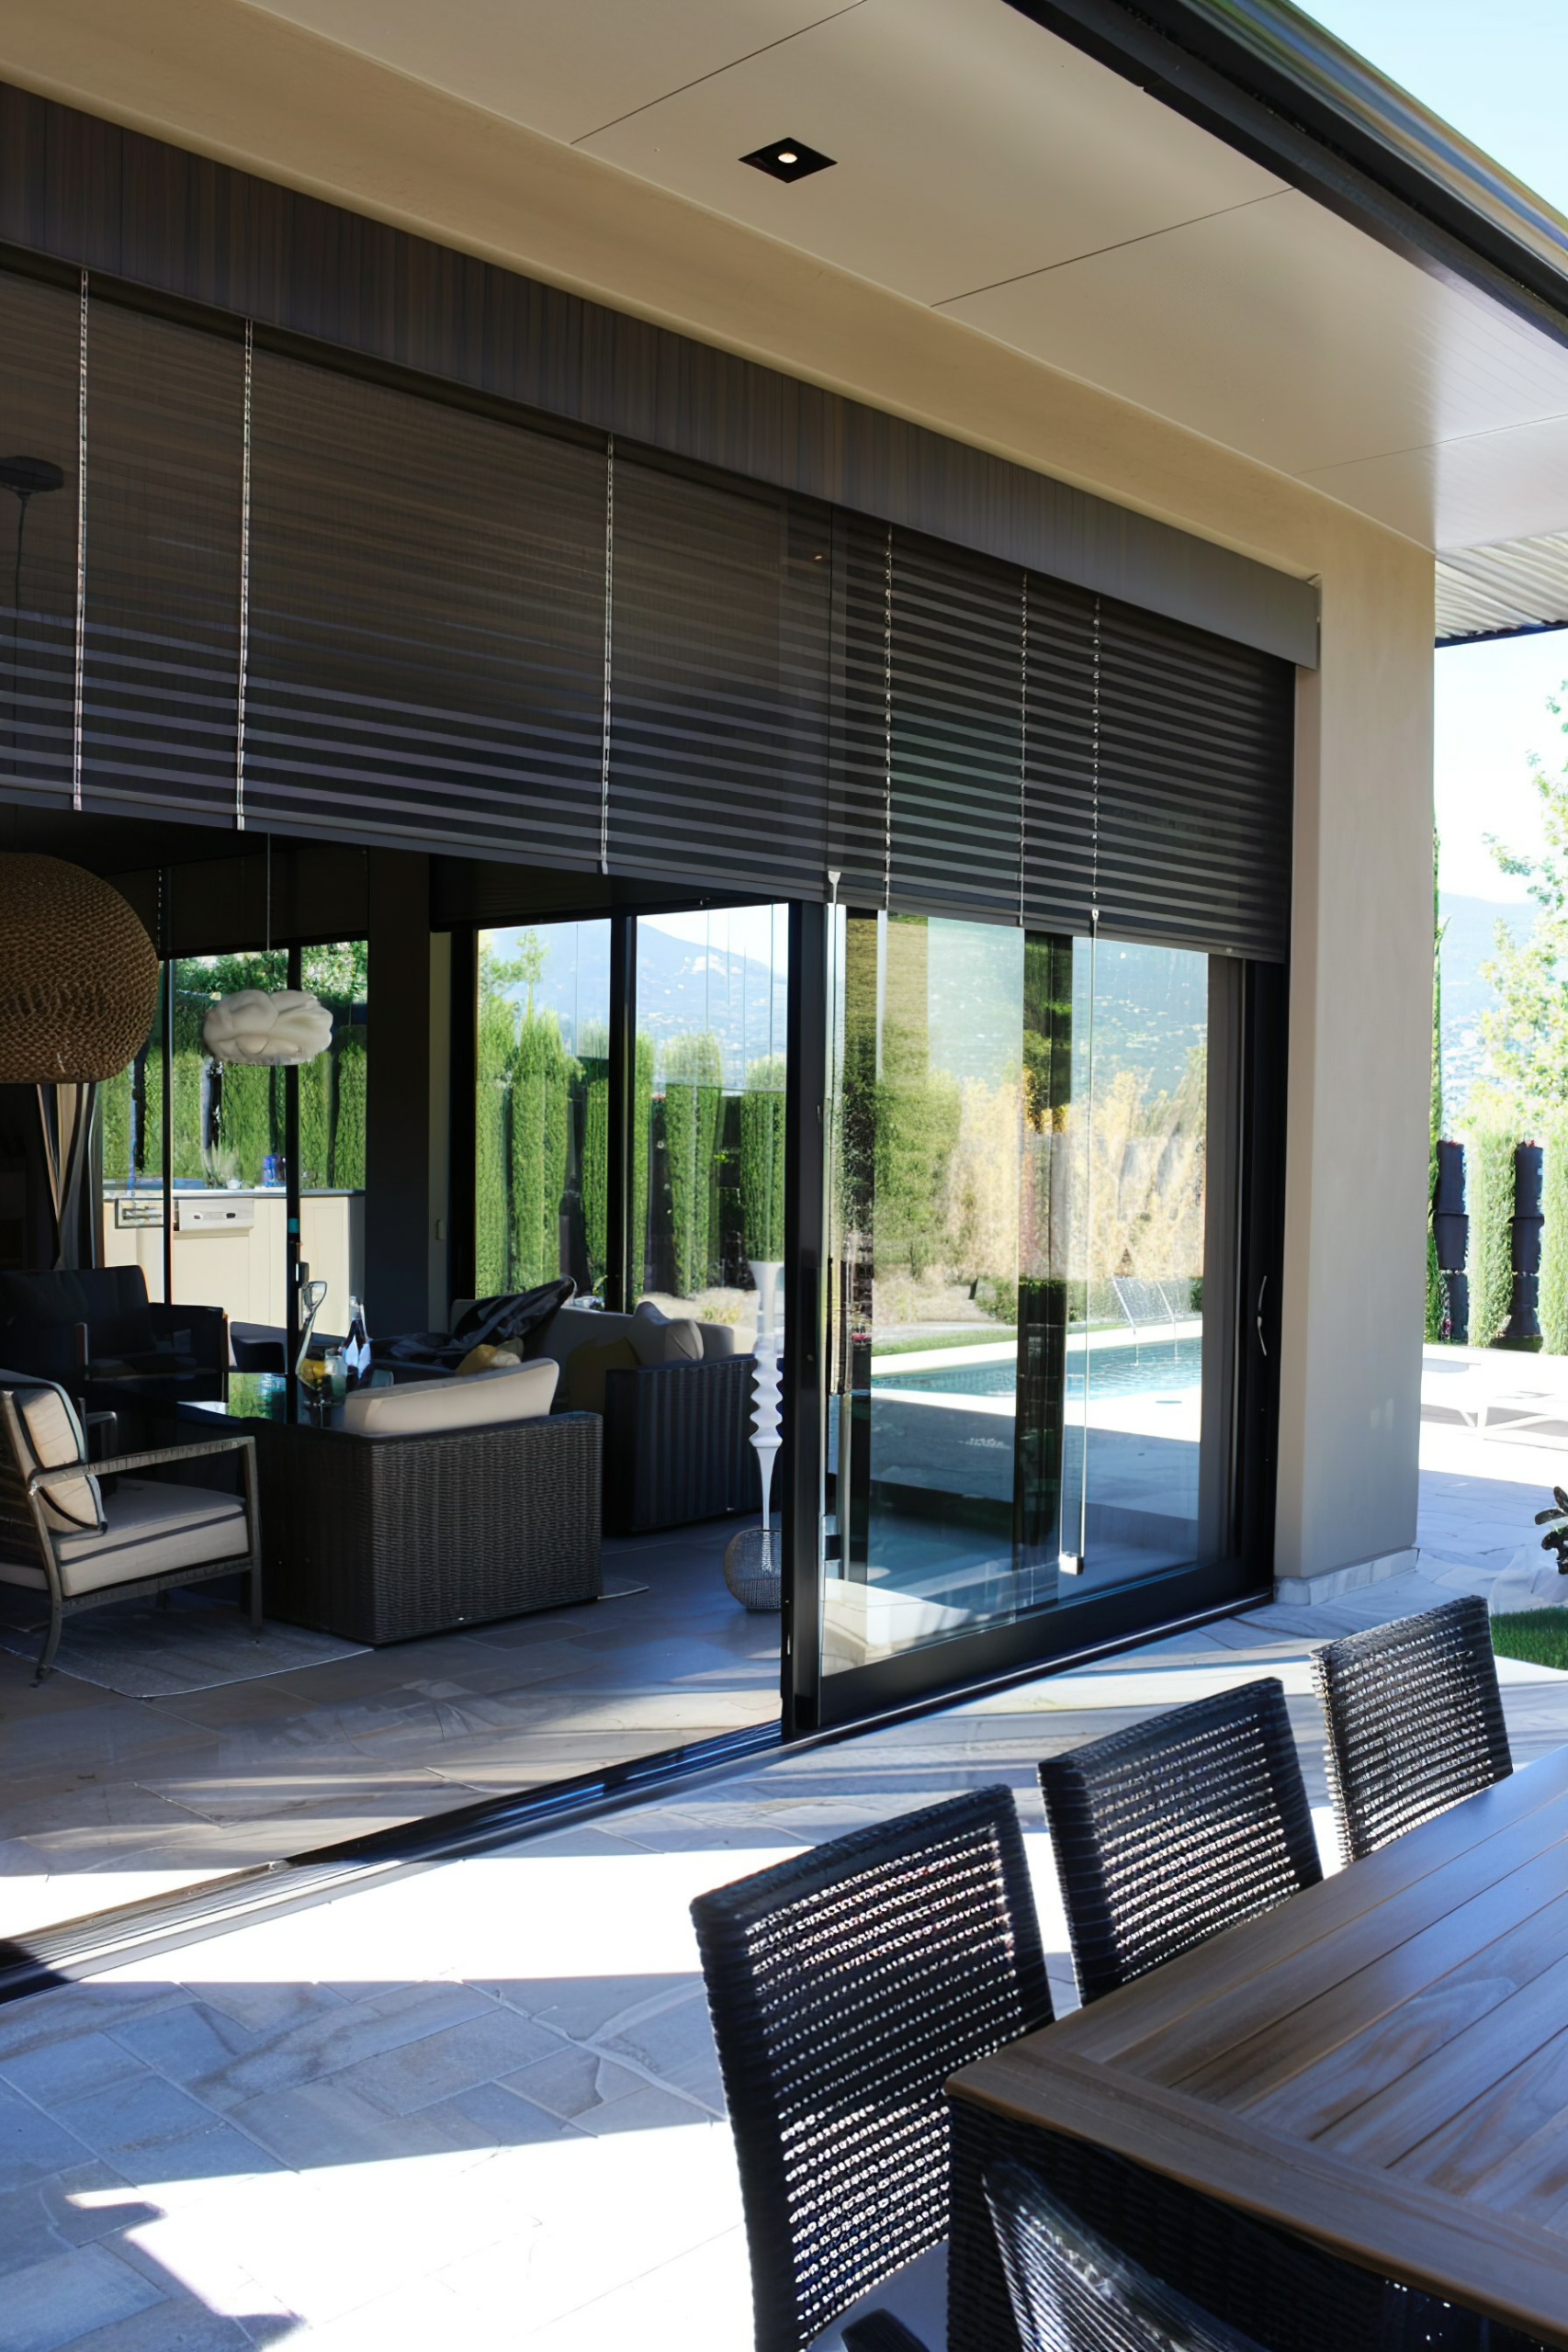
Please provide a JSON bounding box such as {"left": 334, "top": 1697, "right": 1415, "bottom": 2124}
{"left": 0, "top": 854, "right": 160, "bottom": 1083}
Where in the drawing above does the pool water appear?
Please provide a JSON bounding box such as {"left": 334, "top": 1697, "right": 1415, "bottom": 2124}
{"left": 873, "top": 1334, "right": 1202, "bottom": 1401}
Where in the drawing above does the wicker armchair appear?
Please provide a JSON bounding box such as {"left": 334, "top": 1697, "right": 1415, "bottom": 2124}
{"left": 1312, "top": 1596, "right": 1512, "bottom": 1866}
{"left": 1038, "top": 1679, "right": 1321, "bottom": 2006}
{"left": 690, "top": 1787, "right": 1054, "bottom": 2352}
{"left": 0, "top": 1371, "right": 259, "bottom": 1682}
{"left": 983, "top": 2161, "right": 1267, "bottom": 2352}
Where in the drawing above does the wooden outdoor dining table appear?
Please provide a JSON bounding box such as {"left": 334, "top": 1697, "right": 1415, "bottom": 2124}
{"left": 946, "top": 1744, "right": 1568, "bottom": 2352}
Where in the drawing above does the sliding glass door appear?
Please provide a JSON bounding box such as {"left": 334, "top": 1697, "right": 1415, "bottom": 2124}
{"left": 818, "top": 907, "right": 1258, "bottom": 1707}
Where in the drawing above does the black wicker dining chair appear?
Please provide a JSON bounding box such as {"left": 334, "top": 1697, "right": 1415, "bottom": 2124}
{"left": 984, "top": 2160, "right": 1267, "bottom": 2352}
{"left": 1038, "top": 1679, "right": 1321, "bottom": 2006}
{"left": 1312, "top": 1596, "right": 1512, "bottom": 1866}
{"left": 690, "top": 1786, "right": 1054, "bottom": 2352}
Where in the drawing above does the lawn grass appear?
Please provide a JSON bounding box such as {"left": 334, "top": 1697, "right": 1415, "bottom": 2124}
{"left": 1492, "top": 1607, "right": 1568, "bottom": 1671}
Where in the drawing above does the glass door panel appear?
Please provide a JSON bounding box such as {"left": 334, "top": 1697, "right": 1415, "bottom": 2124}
{"left": 822, "top": 910, "right": 1240, "bottom": 1685}
{"left": 1059, "top": 938, "right": 1211, "bottom": 1596}
{"left": 475, "top": 921, "right": 611, "bottom": 1300}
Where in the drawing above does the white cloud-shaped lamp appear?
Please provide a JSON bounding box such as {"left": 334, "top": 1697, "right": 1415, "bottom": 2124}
{"left": 202, "top": 989, "right": 333, "bottom": 1068}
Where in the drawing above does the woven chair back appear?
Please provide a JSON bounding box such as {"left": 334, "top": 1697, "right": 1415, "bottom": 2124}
{"left": 1312, "top": 1596, "right": 1512, "bottom": 1866}
{"left": 691, "top": 1785, "right": 1053, "bottom": 2352}
{"left": 1039, "top": 1678, "right": 1321, "bottom": 2005}
{"left": 984, "top": 2160, "right": 1267, "bottom": 2352}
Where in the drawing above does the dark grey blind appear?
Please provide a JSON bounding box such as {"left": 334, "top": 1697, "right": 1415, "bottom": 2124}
{"left": 0, "top": 272, "right": 79, "bottom": 808}
{"left": 81, "top": 302, "right": 243, "bottom": 824}
{"left": 606, "top": 458, "right": 832, "bottom": 899}
{"left": 1093, "top": 598, "right": 1295, "bottom": 962}
{"left": 832, "top": 519, "right": 1293, "bottom": 960}
{"left": 243, "top": 350, "right": 608, "bottom": 863}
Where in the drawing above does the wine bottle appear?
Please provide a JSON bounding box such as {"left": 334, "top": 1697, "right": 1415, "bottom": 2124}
{"left": 344, "top": 1295, "right": 371, "bottom": 1387}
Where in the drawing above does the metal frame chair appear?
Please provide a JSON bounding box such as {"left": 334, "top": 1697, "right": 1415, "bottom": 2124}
{"left": 691, "top": 1786, "right": 1053, "bottom": 2352}
{"left": 0, "top": 1375, "right": 261, "bottom": 1682}
{"left": 1039, "top": 1678, "right": 1321, "bottom": 2005}
{"left": 1312, "top": 1596, "right": 1512, "bottom": 1865}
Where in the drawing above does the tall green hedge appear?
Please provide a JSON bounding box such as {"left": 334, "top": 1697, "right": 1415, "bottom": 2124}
{"left": 580, "top": 1053, "right": 609, "bottom": 1291}
{"left": 740, "top": 1054, "right": 786, "bottom": 1262}
{"left": 100, "top": 1064, "right": 131, "bottom": 1187}
{"left": 511, "top": 1009, "right": 576, "bottom": 1287}
{"left": 1466, "top": 1115, "right": 1517, "bottom": 1348}
{"left": 662, "top": 1031, "right": 723, "bottom": 1298}
{"left": 475, "top": 989, "right": 515, "bottom": 1296}
{"left": 1541, "top": 1114, "right": 1568, "bottom": 1355}
{"left": 873, "top": 1021, "right": 962, "bottom": 1279}
{"left": 333, "top": 1033, "right": 367, "bottom": 1188}
{"left": 297, "top": 1050, "right": 332, "bottom": 1189}
{"left": 631, "top": 1031, "right": 653, "bottom": 1290}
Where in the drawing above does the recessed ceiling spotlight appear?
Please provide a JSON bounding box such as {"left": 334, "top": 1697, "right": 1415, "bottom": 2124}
{"left": 740, "top": 136, "right": 835, "bottom": 186}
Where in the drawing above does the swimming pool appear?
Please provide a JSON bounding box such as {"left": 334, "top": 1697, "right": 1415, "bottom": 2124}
{"left": 872, "top": 1334, "right": 1202, "bottom": 1401}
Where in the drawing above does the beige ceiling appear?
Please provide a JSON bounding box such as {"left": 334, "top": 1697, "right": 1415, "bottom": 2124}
{"left": 234, "top": 0, "right": 1568, "bottom": 584}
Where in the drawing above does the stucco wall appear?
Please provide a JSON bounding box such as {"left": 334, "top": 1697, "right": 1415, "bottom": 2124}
{"left": 0, "top": 0, "right": 1438, "bottom": 1580}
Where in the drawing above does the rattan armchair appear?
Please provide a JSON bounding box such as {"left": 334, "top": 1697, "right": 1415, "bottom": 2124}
{"left": 691, "top": 1786, "right": 1054, "bottom": 2352}
{"left": 1038, "top": 1679, "right": 1321, "bottom": 2005}
{"left": 0, "top": 1372, "right": 260, "bottom": 1682}
{"left": 1312, "top": 1596, "right": 1512, "bottom": 1865}
{"left": 984, "top": 2161, "right": 1267, "bottom": 2352}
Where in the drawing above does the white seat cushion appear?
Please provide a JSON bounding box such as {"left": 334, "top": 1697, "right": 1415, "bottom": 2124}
{"left": 52, "top": 1479, "right": 249, "bottom": 1598}
{"left": 341, "top": 1358, "right": 558, "bottom": 1436}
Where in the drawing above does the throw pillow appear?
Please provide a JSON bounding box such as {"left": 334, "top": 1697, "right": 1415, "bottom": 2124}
{"left": 561, "top": 1336, "right": 639, "bottom": 1415}
{"left": 14, "top": 1385, "right": 105, "bottom": 1534}
{"left": 628, "top": 1300, "right": 704, "bottom": 1368}
{"left": 456, "top": 1344, "right": 522, "bottom": 1377}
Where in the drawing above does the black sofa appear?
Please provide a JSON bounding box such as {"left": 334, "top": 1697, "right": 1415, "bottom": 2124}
{"left": 0, "top": 1267, "right": 227, "bottom": 1397}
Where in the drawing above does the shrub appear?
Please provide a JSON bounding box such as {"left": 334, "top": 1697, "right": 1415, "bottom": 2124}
{"left": 511, "top": 1007, "right": 575, "bottom": 1287}
{"left": 662, "top": 1031, "right": 724, "bottom": 1298}
{"left": 333, "top": 1032, "right": 367, "bottom": 1188}
{"left": 1540, "top": 1112, "right": 1568, "bottom": 1354}
{"left": 1466, "top": 1114, "right": 1517, "bottom": 1347}
{"left": 475, "top": 988, "right": 515, "bottom": 1295}
{"left": 739, "top": 1054, "right": 786, "bottom": 1262}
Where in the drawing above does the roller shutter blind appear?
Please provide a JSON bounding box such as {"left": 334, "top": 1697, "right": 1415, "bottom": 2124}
{"left": 242, "top": 350, "right": 608, "bottom": 864}
{"left": 0, "top": 272, "right": 79, "bottom": 809}
{"left": 1092, "top": 597, "right": 1294, "bottom": 962}
{"left": 830, "top": 520, "right": 1292, "bottom": 960}
{"left": 605, "top": 456, "right": 832, "bottom": 899}
{"left": 80, "top": 302, "right": 244, "bottom": 824}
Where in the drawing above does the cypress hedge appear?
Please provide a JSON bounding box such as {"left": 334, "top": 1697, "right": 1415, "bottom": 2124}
{"left": 511, "top": 1009, "right": 576, "bottom": 1287}
{"left": 740, "top": 1054, "right": 786, "bottom": 1262}
{"left": 333, "top": 1032, "right": 367, "bottom": 1188}
{"left": 662, "top": 1031, "right": 723, "bottom": 1299}
{"left": 1540, "top": 1114, "right": 1568, "bottom": 1355}
{"left": 1466, "top": 1114, "right": 1517, "bottom": 1348}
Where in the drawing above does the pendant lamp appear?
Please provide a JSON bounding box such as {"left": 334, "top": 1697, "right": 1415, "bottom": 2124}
{"left": 0, "top": 854, "right": 159, "bottom": 1083}
{"left": 202, "top": 988, "right": 333, "bottom": 1067}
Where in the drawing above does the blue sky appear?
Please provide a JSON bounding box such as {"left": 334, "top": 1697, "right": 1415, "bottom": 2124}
{"left": 1301, "top": 0, "right": 1568, "bottom": 901}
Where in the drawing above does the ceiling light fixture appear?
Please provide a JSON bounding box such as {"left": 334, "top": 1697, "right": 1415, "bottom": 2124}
{"left": 740, "top": 137, "right": 835, "bottom": 186}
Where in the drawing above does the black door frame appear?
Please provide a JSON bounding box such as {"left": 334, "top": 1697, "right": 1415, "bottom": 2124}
{"left": 787, "top": 906, "right": 1287, "bottom": 1731}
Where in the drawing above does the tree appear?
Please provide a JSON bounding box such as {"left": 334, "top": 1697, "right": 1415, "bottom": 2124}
{"left": 475, "top": 985, "right": 515, "bottom": 1295}
{"left": 512, "top": 1005, "right": 575, "bottom": 1287}
{"left": 739, "top": 1054, "right": 786, "bottom": 1263}
{"left": 662, "top": 1031, "right": 724, "bottom": 1298}
{"left": 1466, "top": 1110, "right": 1517, "bottom": 1347}
{"left": 333, "top": 1032, "right": 367, "bottom": 1188}
{"left": 1481, "top": 705, "right": 1568, "bottom": 1115}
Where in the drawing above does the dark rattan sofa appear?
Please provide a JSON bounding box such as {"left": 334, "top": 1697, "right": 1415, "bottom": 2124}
{"left": 247, "top": 1408, "right": 602, "bottom": 1644}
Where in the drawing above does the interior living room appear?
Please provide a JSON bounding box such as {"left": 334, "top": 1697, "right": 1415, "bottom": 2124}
{"left": 0, "top": 809, "right": 787, "bottom": 1939}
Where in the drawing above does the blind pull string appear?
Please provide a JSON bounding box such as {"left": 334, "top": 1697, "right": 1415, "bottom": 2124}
{"left": 599, "top": 434, "right": 615, "bottom": 877}
{"left": 882, "top": 524, "right": 893, "bottom": 910}
{"left": 1019, "top": 571, "right": 1028, "bottom": 930}
{"left": 235, "top": 319, "right": 254, "bottom": 832}
{"left": 71, "top": 269, "right": 88, "bottom": 814}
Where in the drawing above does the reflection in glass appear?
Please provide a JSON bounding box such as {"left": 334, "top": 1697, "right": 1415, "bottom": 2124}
{"left": 635, "top": 907, "right": 788, "bottom": 1351}
{"left": 475, "top": 921, "right": 611, "bottom": 1300}
{"left": 824, "top": 912, "right": 1222, "bottom": 1676}
{"left": 1061, "top": 938, "right": 1208, "bottom": 1591}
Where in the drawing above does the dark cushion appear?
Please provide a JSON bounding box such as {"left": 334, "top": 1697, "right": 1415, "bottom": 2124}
{"left": 377, "top": 1280, "right": 576, "bottom": 1375}
{"left": 560, "top": 1335, "right": 638, "bottom": 1415}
